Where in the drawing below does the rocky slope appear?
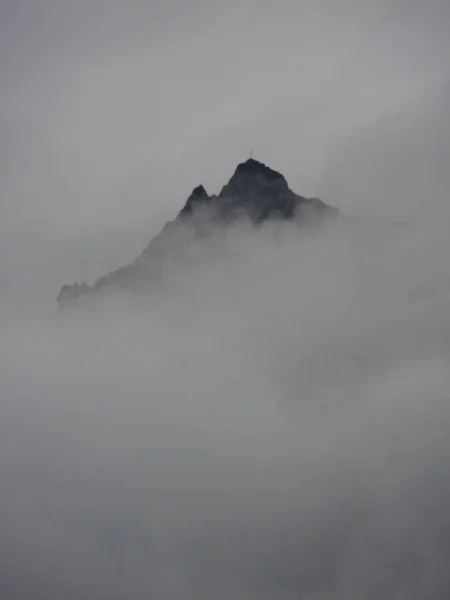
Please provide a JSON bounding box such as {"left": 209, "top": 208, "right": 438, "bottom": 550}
{"left": 57, "top": 159, "right": 339, "bottom": 308}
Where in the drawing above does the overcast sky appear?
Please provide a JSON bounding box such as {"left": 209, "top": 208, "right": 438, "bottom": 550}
{"left": 2, "top": 0, "right": 450, "bottom": 229}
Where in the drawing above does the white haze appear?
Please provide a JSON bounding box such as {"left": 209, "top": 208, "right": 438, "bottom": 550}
{"left": 3, "top": 215, "right": 450, "bottom": 599}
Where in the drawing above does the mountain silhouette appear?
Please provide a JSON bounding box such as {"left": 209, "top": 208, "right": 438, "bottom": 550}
{"left": 57, "top": 159, "right": 339, "bottom": 308}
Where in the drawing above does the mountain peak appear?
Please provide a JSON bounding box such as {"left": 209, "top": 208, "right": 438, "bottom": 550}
{"left": 57, "top": 159, "right": 339, "bottom": 308}
{"left": 233, "top": 158, "right": 286, "bottom": 183}
{"left": 191, "top": 184, "right": 209, "bottom": 197}
{"left": 216, "top": 158, "right": 293, "bottom": 221}
{"left": 180, "top": 184, "right": 210, "bottom": 215}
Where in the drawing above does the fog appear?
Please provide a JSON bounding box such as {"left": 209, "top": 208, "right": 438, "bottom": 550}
{"left": 2, "top": 215, "right": 450, "bottom": 599}
{"left": 2, "top": 0, "right": 450, "bottom": 597}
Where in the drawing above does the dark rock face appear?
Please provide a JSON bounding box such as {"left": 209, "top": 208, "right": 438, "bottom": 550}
{"left": 179, "top": 185, "right": 211, "bottom": 216}
{"left": 57, "top": 159, "right": 339, "bottom": 308}
{"left": 217, "top": 159, "right": 295, "bottom": 222}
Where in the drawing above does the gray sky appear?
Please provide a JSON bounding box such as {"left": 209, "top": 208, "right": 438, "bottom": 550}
{"left": 2, "top": 0, "right": 450, "bottom": 232}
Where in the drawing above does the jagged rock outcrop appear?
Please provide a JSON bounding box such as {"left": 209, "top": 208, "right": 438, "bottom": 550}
{"left": 179, "top": 184, "right": 211, "bottom": 216}
{"left": 57, "top": 159, "right": 339, "bottom": 308}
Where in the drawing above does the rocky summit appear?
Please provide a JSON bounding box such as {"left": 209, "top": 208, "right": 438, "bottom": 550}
{"left": 57, "top": 159, "right": 339, "bottom": 308}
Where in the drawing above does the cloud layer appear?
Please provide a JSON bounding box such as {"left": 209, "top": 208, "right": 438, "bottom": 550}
{"left": 3, "top": 217, "right": 450, "bottom": 598}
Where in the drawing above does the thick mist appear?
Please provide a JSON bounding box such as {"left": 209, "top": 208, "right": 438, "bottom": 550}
{"left": 2, "top": 1, "right": 450, "bottom": 597}
{"left": 3, "top": 217, "right": 450, "bottom": 599}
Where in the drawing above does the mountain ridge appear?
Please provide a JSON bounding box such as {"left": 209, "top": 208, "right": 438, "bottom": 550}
{"left": 57, "top": 159, "right": 339, "bottom": 308}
